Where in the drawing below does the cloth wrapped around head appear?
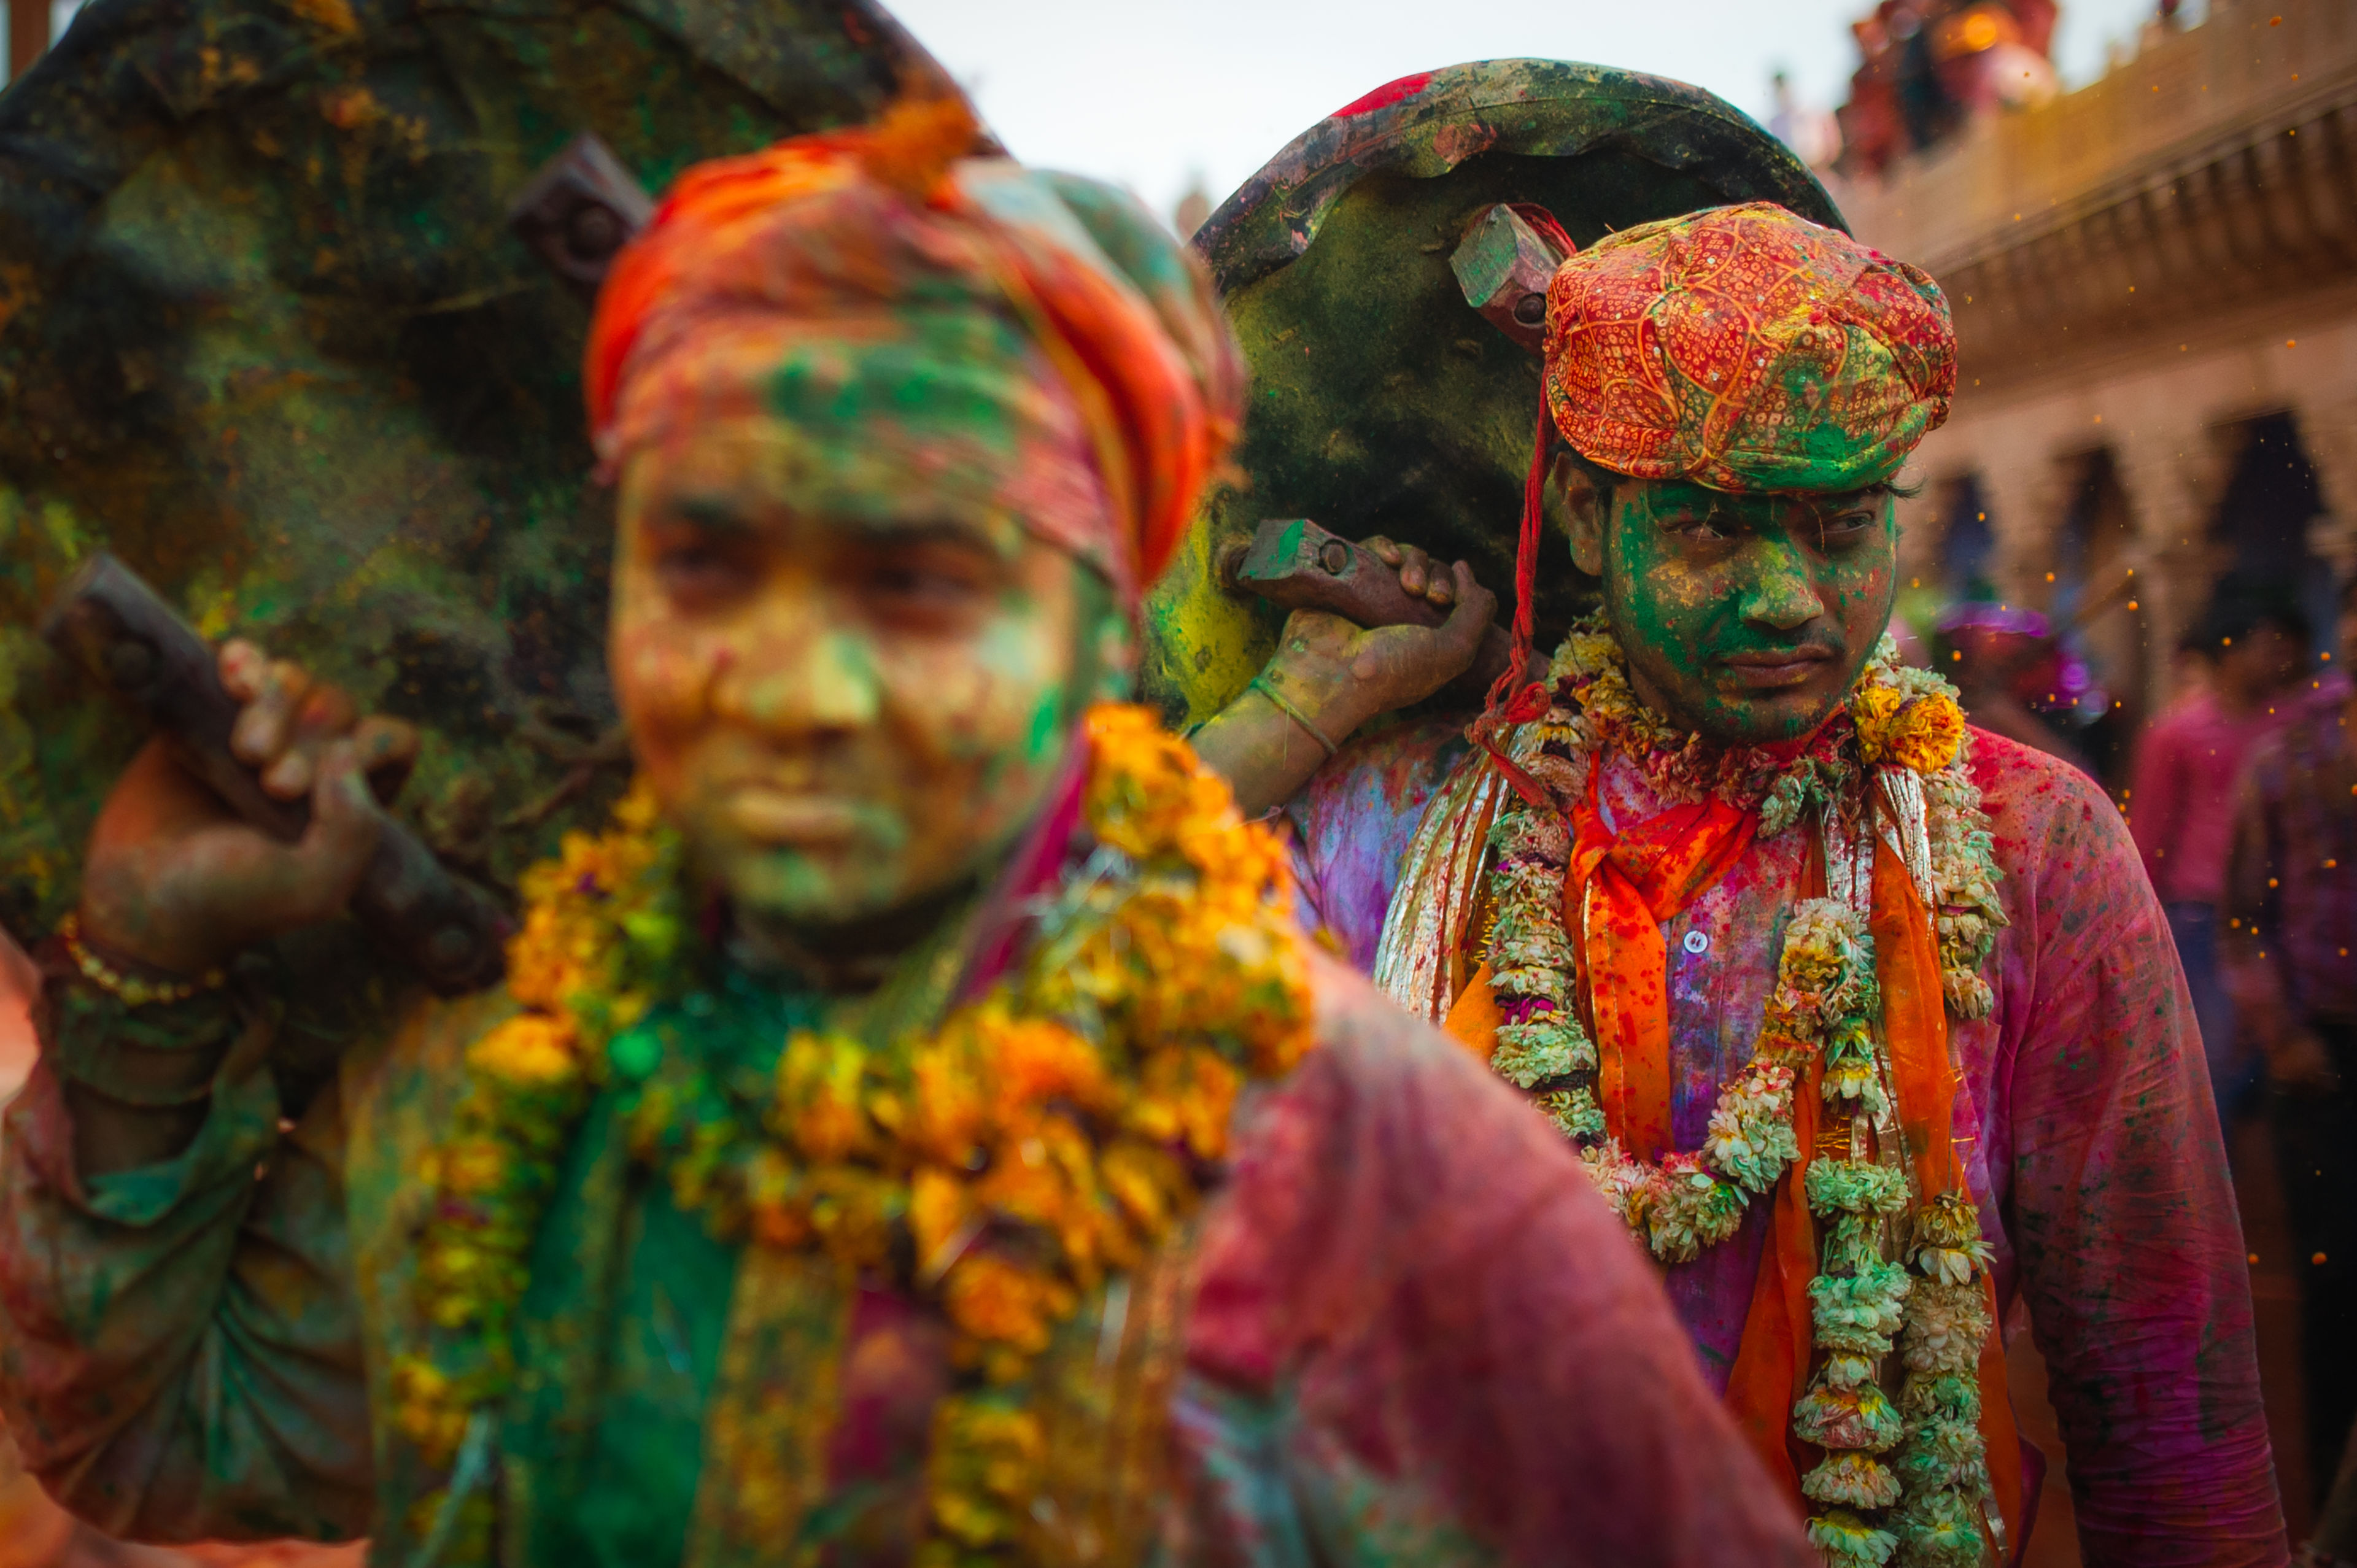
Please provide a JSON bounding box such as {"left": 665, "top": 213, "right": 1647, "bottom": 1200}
{"left": 586, "top": 98, "right": 1242, "bottom": 600}
{"left": 1541, "top": 201, "right": 1955, "bottom": 492}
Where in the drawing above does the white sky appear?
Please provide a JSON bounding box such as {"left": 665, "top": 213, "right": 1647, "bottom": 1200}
{"left": 891, "top": 0, "right": 2196, "bottom": 222}
{"left": 14, "top": 2, "right": 2194, "bottom": 203}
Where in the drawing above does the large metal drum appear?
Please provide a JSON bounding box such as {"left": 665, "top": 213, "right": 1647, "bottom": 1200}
{"left": 1143, "top": 60, "right": 1844, "bottom": 726}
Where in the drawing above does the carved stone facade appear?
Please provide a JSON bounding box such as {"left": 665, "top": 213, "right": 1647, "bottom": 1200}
{"left": 1840, "top": 0, "right": 2357, "bottom": 718}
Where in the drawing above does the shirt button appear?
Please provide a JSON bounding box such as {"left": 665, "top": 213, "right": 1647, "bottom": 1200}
{"left": 1682, "top": 930, "right": 1711, "bottom": 956}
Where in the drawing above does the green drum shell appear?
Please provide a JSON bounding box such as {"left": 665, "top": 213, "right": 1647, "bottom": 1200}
{"left": 1142, "top": 60, "right": 1843, "bottom": 727}
{"left": 0, "top": 0, "right": 947, "bottom": 935}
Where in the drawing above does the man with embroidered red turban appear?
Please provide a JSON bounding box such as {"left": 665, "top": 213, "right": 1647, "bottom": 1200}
{"left": 1192, "top": 202, "right": 2287, "bottom": 1563}
{"left": 0, "top": 102, "right": 1814, "bottom": 1567}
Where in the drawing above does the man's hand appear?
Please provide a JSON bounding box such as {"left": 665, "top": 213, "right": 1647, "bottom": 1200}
{"left": 1192, "top": 539, "right": 1496, "bottom": 819}
{"left": 1366, "top": 536, "right": 1464, "bottom": 613}
{"left": 1258, "top": 541, "right": 1499, "bottom": 738}
{"left": 76, "top": 642, "right": 417, "bottom": 978}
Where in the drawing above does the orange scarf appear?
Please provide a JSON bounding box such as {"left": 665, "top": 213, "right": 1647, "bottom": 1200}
{"left": 1717, "top": 833, "right": 2022, "bottom": 1548}
{"left": 1564, "top": 768, "right": 1757, "bottom": 1162}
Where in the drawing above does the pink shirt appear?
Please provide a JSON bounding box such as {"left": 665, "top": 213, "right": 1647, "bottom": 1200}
{"left": 2131, "top": 689, "right": 2294, "bottom": 905}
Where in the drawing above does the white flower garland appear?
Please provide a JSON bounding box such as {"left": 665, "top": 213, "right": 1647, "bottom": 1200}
{"left": 1479, "top": 621, "right": 2008, "bottom": 1568}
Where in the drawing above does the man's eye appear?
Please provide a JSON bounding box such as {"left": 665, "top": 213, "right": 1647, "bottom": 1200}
{"left": 870, "top": 566, "right": 967, "bottom": 599}
{"left": 1816, "top": 510, "right": 1878, "bottom": 541}
{"left": 862, "top": 557, "right": 989, "bottom": 616}
{"left": 1663, "top": 512, "right": 1732, "bottom": 542}
{"left": 654, "top": 540, "right": 755, "bottom": 601}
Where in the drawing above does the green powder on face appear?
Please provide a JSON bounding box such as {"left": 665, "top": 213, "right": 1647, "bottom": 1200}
{"left": 1026, "top": 686, "right": 1063, "bottom": 763}
{"left": 760, "top": 316, "right": 1035, "bottom": 455}
{"left": 1603, "top": 479, "right": 1896, "bottom": 744}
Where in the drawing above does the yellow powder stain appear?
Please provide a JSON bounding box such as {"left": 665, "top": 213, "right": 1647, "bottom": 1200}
{"left": 190, "top": 584, "right": 239, "bottom": 643}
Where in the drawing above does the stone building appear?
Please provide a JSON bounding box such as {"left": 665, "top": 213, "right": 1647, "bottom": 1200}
{"left": 1836, "top": 0, "right": 2357, "bottom": 755}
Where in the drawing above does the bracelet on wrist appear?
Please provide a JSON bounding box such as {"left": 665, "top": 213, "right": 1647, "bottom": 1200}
{"left": 60, "top": 912, "right": 226, "bottom": 1009}
{"left": 1248, "top": 673, "right": 1341, "bottom": 760}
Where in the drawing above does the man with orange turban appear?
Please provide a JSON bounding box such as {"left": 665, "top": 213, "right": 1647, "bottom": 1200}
{"left": 1193, "top": 201, "right": 2286, "bottom": 1564}
{"left": 0, "top": 104, "right": 1814, "bottom": 1566}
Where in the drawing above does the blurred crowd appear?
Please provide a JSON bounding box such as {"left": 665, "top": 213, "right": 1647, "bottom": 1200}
{"left": 2132, "top": 584, "right": 2357, "bottom": 1536}
{"left": 1771, "top": 0, "right": 2205, "bottom": 180}
{"left": 1834, "top": 0, "right": 2062, "bottom": 176}
{"left": 1908, "top": 573, "right": 2357, "bottom": 1550}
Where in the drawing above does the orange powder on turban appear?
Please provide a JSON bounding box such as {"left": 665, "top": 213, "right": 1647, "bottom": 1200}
{"left": 1542, "top": 201, "right": 1954, "bottom": 494}
{"left": 584, "top": 97, "right": 1241, "bottom": 599}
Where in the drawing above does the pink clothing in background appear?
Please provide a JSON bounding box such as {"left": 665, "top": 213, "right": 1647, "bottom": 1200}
{"left": 2132, "top": 689, "right": 2299, "bottom": 904}
{"left": 2224, "top": 676, "right": 2357, "bottom": 1025}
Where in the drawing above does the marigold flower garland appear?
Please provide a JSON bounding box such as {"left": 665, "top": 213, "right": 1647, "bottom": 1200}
{"left": 1480, "top": 617, "right": 2008, "bottom": 1568}
{"left": 397, "top": 705, "right": 1314, "bottom": 1566}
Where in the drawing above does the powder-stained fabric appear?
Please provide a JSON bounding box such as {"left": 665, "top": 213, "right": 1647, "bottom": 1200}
{"left": 587, "top": 117, "right": 1240, "bottom": 602}
{"left": 1542, "top": 203, "right": 1954, "bottom": 493}
{"left": 0, "top": 930, "right": 1817, "bottom": 1567}
{"left": 2223, "top": 675, "right": 2357, "bottom": 1024}
{"left": 1280, "top": 720, "right": 2286, "bottom": 1567}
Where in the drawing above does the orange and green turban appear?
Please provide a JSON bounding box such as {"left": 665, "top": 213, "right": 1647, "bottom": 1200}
{"left": 1541, "top": 201, "right": 1954, "bottom": 492}
{"left": 584, "top": 98, "right": 1242, "bottom": 600}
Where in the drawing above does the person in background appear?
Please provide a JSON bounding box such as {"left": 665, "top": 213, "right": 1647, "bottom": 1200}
{"left": 2133, "top": 587, "right": 2314, "bottom": 1121}
{"left": 2223, "top": 573, "right": 2357, "bottom": 1525}
{"left": 1933, "top": 603, "right": 2097, "bottom": 778}
{"left": 1767, "top": 70, "right": 1843, "bottom": 171}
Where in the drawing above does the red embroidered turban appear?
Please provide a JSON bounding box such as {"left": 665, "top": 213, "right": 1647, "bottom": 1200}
{"left": 585, "top": 99, "right": 1242, "bottom": 599}
{"left": 1541, "top": 202, "right": 1954, "bottom": 492}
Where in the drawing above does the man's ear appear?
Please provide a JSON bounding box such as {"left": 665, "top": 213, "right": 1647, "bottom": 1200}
{"left": 1066, "top": 557, "right": 1139, "bottom": 705}
{"left": 1091, "top": 606, "right": 1139, "bottom": 704}
{"left": 1553, "top": 450, "right": 1608, "bottom": 577}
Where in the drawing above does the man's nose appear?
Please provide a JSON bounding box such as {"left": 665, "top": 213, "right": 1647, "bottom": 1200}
{"left": 712, "top": 619, "right": 880, "bottom": 735}
{"left": 1735, "top": 536, "right": 1825, "bottom": 632}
